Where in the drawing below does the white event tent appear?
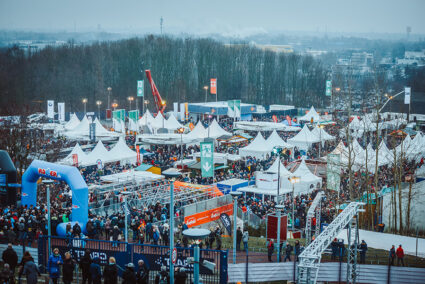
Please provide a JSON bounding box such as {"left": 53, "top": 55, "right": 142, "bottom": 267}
{"left": 64, "top": 113, "right": 80, "bottom": 131}
{"left": 208, "top": 119, "right": 232, "bottom": 138}
{"left": 239, "top": 132, "right": 274, "bottom": 159}
{"left": 287, "top": 125, "right": 320, "bottom": 150}
{"left": 298, "top": 106, "right": 321, "bottom": 123}
{"left": 266, "top": 130, "right": 294, "bottom": 150}
{"left": 290, "top": 159, "right": 322, "bottom": 195}
{"left": 310, "top": 126, "right": 335, "bottom": 144}
{"left": 138, "top": 109, "right": 155, "bottom": 127}
{"left": 108, "top": 136, "right": 138, "bottom": 165}
{"left": 186, "top": 121, "right": 208, "bottom": 140}
{"left": 61, "top": 143, "right": 87, "bottom": 165}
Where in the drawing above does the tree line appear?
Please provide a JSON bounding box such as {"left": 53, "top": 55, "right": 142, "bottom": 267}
{"left": 0, "top": 35, "right": 329, "bottom": 115}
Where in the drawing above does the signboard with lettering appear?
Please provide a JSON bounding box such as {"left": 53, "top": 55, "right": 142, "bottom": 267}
{"left": 184, "top": 203, "right": 233, "bottom": 228}
{"left": 200, "top": 141, "right": 213, "bottom": 178}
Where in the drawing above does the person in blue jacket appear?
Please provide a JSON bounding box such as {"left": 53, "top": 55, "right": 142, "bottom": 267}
{"left": 90, "top": 257, "right": 102, "bottom": 284}
{"left": 47, "top": 248, "right": 63, "bottom": 284}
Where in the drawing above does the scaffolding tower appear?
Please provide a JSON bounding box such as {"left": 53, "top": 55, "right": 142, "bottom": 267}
{"left": 297, "top": 202, "right": 364, "bottom": 284}
{"left": 305, "top": 191, "right": 324, "bottom": 246}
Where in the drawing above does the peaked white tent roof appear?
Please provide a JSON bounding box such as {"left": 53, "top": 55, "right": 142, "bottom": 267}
{"left": 207, "top": 119, "right": 232, "bottom": 138}
{"left": 311, "top": 126, "right": 335, "bottom": 142}
{"left": 266, "top": 157, "right": 292, "bottom": 176}
{"left": 298, "top": 106, "right": 321, "bottom": 122}
{"left": 290, "top": 159, "right": 322, "bottom": 195}
{"left": 329, "top": 141, "right": 347, "bottom": 155}
{"left": 151, "top": 112, "right": 166, "bottom": 129}
{"left": 287, "top": 125, "right": 320, "bottom": 150}
{"left": 93, "top": 118, "right": 116, "bottom": 136}
{"left": 266, "top": 130, "right": 294, "bottom": 149}
{"left": 108, "top": 136, "right": 137, "bottom": 164}
{"left": 128, "top": 119, "right": 139, "bottom": 132}
{"left": 239, "top": 132, "right": 274, "bottom": 159}
{"left": 349, "top": 116, "right": 362, "bottom": 130}
{"left": 64, "top": 113, "right": 80, "bottom": 130}
{"left": 80, "top": 140, "right": 114, "bottom": 166}
{"left": 138, "top": 109, "right": 155, "bottom": 127}
{"left": 61, "top": 143, "right": 86, "bottom": 165}
{"left": 186, "top": 121, "right": 208, "bottom": 140}
{"left": 166, "top": 114, "right": 184, "bottom": 130}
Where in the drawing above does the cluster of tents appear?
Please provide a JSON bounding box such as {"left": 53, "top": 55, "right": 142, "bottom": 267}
{"left": 62, "top": 136, "right": 137, "bottom": 167}
{"left": 64, "top": 114, "right": 119, "bottom": 139}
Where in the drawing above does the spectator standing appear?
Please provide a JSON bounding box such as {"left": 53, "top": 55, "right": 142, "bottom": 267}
{"left": 242, "top": 230, "right": 249, "bottom": 251}
{"left": 294, "top": 240, "right": 301, "bottom": 262}
{"left": 122, "top": 263, "right": 137, "bottom": 284}
{"left": 396, "top": 245, "right": 405, "bottom": 266}
{"left": 22, "top": 256, "right": 40, "bottom": 284}
{"left": 0, "top": 263, "right": 14, "bottom": 284}
{"left": 103, "top": 257, "right": 118, "bottom": 284}
{"left": 155, "top": 265, "right": 170, "bottom": 284}
{"left": 62, "top": 252, "right": 75, "bottom": 284}
{"left": 236, "top": 227, "right": 242, "bottom": 251}
{"left": 90, "top": 257, "right": 102, "bottom": 284}
{"left": 389, "top": 245, "right": 396, "bottom": 266}
{"left": 47, "top": 248, "right": 63, "bottom": 284}
{"left": 284, "top": 242, "right": 293, "bottom": 262}
{"left": 79, "top": 249, "right": 92, "bottom": 284}
{"left": 331, "top": 238, "right": 338, "bottom": 261}
{"left": 267, "top": 239, "right": 274, "bottom": 262}
{"left": 359, "top": 240, "right": 368, "bottom": 264}
{"left": 174, "top": 267, "right": 187, "bottom": 284}
{"left": 136, "top": 260, "right": 149, "bottom": 284}
{"left": 2, "top": 244, "right": 18, "bottom": 275}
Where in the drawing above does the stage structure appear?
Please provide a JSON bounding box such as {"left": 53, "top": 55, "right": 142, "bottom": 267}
{"left": 305, "top": 191, "right": 324, "bottom": 246}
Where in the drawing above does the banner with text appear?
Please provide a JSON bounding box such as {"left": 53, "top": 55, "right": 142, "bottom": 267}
{"left": 325, "top": 80, "right": 332, "bottom": 97}
{"left": 137, "top": 80, "right": 144, "bottom": 97}
{"left": 210, "top": 78, "right": 217, "bottom": 94}
{"left": 184, "top": 203, "right": 233, "bottom": 228}
{"left": 57, "top": 102, "right": 65, "bottom": 122}
{"left": 47, "top": 100, "right": 54, "bottom": 119}
{"left": 404, "top": 87, "right": 411, "bottom": 104}
{"left": 200, "top": 141, "right": 214, "bottom": 177}
{"left": 327, "top": 153, "right": 341, "bottom": 191}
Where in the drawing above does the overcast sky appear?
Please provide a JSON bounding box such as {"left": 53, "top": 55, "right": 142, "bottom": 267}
{"left": 1, "top": 0, "right": 424, "bottom": 36}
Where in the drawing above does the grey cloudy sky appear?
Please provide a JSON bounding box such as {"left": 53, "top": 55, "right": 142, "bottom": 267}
{"left": 1, "top": 0, "right": 424, "bottom": 36}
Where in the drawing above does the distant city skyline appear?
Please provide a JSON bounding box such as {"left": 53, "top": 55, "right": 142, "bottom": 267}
{"left": 1, "top": 0, "right": 425, "bottom": 37}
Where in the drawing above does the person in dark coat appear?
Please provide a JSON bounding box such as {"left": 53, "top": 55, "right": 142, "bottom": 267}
{"left": 359, "top": 240, "right": 368, "bottom": 264}
{"left": 155, "top": 266, "right": 170, "bottom": 284}
{"left": 389, "top": 245, "right": 396, "bottom": 266}
{"left": 47, "top": 248, "right": 63, "bottom": 284}
{"left": 122, "top": 263, "right": 137, "bottom": 284}
{"left": 0, "top": 263, "right": 14, "bottom": 284}
{"left": 79, "top": 249, "right": 92, "bottom": 284}
{"left": 62, "top": 252, "right": 75, "bottom": 284}
{"left": 174, "top": 267, "right": 187, "bottom": 284}
{"left": 103, "top": 257, "right": 118, "bottom": 284}
{"left": 236, "top": 227, "right": 243, "bottom": 251}
{"left": 284, "top": 242, "right": 293, "bottom": 262}
{"left": 331, "top": 238, "right": 339, "bottom": 261}
{"left": 267, "top": 239, "right": 274, "bottom": 262}
{"left": 18, "top": 251, "right": 35, "bottom": 283}
{"left": 136, "top": 260, "right": 149, "bottom": 284}
{"left": 90, "top": 257, "right": 102, "bottom": 284}
{"left": 2, "top": 243, "right": 18, "bottom": 274}
{"left": 22, "top": 259, "right": 40, "bottom": 284}
{"left": 294, "top": 240, "right": 301, "bottom": 262}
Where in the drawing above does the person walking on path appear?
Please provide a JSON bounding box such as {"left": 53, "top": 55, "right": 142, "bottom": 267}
{"left": 242, "top": 231, "right": 249, "bottom": 251}
{"left": 79, "top": 249, "right": 92, "bottom": 284}
{"left": 103, "top": 257, "right": 118, "bottom": 284}
{"left": 47, "top": 248, "right": 63, "bottom": 284}
{"left": 62, "top": 252, "right": 76, "bottom": 284}
{"left": 284, "top": 242, "right": 293, "bottom": 262}
{"left": 389, "top": 245, "right": 396, "bottom": 266}
{"left": 359, "top": 240, "right": 368, "bottom": 264}
{"left": 396, "top": 245, "right": 405, "bottom": 266}
{"left": 236, "top": 227, "right": 243, "bottom": 251}
{"left": 2, "top": 243, "right": 18, "bottom": 275}
{"left": 21, "top": 254, "right": 40, "bottom": 284}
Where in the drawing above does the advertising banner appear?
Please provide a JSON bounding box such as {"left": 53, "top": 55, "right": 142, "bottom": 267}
{"left": 184, "top": 203, "right": 233, "bottom": 228}
{"left": 72, "top": 154, "right": 78, "bottom": 167}
{"left": 137, "top": 80, "right": 144, "bottom": 97}
{"left": 179, "top": 103, "right": 185, "bottom": 121}
{"left": 219, "top": 213, "right": 232, "bottom": 236}
{"left": 266, "top": 214, "right": 288, "bottom": 242}
{"left": 404, "top": 87, "right": 411, "bottom": 104}
{"left": 327, "top": 153, "right": 341, "bottom": 191}
{"left": 326, "top": 80, "right": 332, "bottom": 97}
{"left": 184, "top": 103, "right": 189, "bottom": 121}
{"left": 210, "top": 78, "right": 217, "bottom": 94}
{"left": 129, "top": 110, "right": 139, "bottom": 123}
{"left": 57, "top": 102, "right": 65, "bottom": 122}
{"left": 136, "top": 145, "right": 141, "bottom": 165}
{"left": 200, "top": 141, "right": 213, "bottom": 177}
{"left": 47, "top": 100, "right": 54, "bottom": 119}
{"left": 89, "top": 123, "right": 96, "bottom": 142}
{"left": 173, "top": 102, "right": 178, "bottom": 118}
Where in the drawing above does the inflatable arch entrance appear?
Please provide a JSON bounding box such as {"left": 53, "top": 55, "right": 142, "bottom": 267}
{"left": 21, "top": 160, "right": 88, "bottom": 234}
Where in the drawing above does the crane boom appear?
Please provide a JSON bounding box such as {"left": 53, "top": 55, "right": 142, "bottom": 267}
{"left": 145, "top": 70, "right": 166, "bottom": 114}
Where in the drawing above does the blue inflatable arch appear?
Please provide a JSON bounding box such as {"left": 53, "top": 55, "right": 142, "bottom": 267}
{"left": 21, "top": 160, "right": 88, "bottom": 234}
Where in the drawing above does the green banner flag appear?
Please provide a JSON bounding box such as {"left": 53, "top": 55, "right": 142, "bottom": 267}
{"left": 326, "top": 80, "right": 332, "bottom": 97}
{"left": 137, "top": 80, "right": 144, "bottom": 97}
{"left": 129, "top": 110, "right": 139, "bottom": 122}
{"left": 200, "top": 141, "right": 214, "bottom": 177}
{"left": 227, "top": 100, "right": 235, "bottom": 111}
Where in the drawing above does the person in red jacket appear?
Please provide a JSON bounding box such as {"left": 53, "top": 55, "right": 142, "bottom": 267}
{"left": 396, "top": 244, "right": 405, "bottom": 266}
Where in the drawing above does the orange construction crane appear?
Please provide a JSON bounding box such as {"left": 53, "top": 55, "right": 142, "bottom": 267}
{"left": 145, "top": 70, "right": 166, "bottom": 114}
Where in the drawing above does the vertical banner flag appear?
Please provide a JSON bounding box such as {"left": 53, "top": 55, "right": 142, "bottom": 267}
{"left": 325, "top": 80, "right": 332, "bottom": 97}
{"left": 129, "top": 110, "right": 139, "bottom": 123}
{"left": 286, "top": 115, "right": 292, "bottom": 126}
{"left": 272, "top": 115, "right": 278, "bottom": 123}
{"left": 220, "top": 213, "right": 232, "bottom": 236}
{"left": 173, "top": 102, "right": 178, "bottom": 118}
{"left": 57, "top": 102, "right": 65, "bottom": 122}
{"left": 200, "top": 141, "right": 214, "bottom": 177}
{"left": 404, "top": 87, "right": 411, "bottom": 104}
{"left": 327, "top": 154, "right": 341, "bottom": 191}
{"left": 180, "top": 103, "right": 185, "bottom": 121}
{"left": 234, "top": 100, "right": 241, "bottom": 118}
{"left": 227, "top": 100, "right": 235, "bottom": 116}
{"left": 184, "top": 103, "right": 189, "bottom": 121}
{"left": 137, "top": 80, "right": 144, "bottom": 97}
{"left": 89, "top": 123, "right": 96, "bottom": 142}
{"left": 47, "top": 100, "right": 54, "bottom": 119}
{"left": 72, "top": 154, "right": 78, "bottom": 167}
{"left": 136, "top": 145, "right": 141, "bottom": 165}
{"left": 210, "top": 78, "right": 217, "bottom": 94}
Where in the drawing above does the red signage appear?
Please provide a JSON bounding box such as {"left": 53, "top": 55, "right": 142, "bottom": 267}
{"left": 38, "top": 168, "right": 58, "bottom": 178}
{"left": 72, "top": 154, "right": 78, "bottom": 167}
{"left": 210, "top": 78, "right": 217, "bottom": 94}
{"left": 136, "top": 145, "right": 141, "bottom": 165}
{"left": 266, "top": 214, "right": 287, "bottom": 242}
{"left": 184, "top": 203, "right": 233, "bottom": 228}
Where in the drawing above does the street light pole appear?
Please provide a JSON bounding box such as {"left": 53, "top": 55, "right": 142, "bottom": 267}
{"left": 107, "top": 87, "right": 112, "bottom": 111}
{"left": 170, "top": 180, "right": 175, "bottom": 284}
{"left": 82, "top": 98, "right": 88, "bottom": 114}
{"left": 182, "top": 229, "right": 210, "bottom": 284}
{"left": 96, "top": 101, "right": 102, "bottom": 119}
{"left": 276, "top": 204, "right": 284, "bottom": 262}
{"left": 203, "top": 86, "right": 209, "bottom": 103}
{"left": 289, "top": 176, "right": 300, "bottom": 230}
{"left": 230, "top": 191, "right": 242, "bottom": 264}
{"left": 42, "top": 179, "right": 55, "bottom": 256}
